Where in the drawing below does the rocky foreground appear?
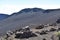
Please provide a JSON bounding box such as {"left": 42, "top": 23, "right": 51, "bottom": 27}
{"left": 0, "top": 24, "right": 60, "bottom": 40}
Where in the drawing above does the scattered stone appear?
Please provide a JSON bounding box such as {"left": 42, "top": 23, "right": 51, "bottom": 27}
{"left": 50, "top": 28, "right": 56, "bottom": 32}
{"left": 0, "top": 24, "right": 59, "bottom": 40}
{"left": 40, "top": 30, "right": 48, "bottom": 35}
{"left": 57, "top": 28, "right": 60, "bottom": 31}
{"left": 43, "top": 38, "right": 46, "bottom": 40}
{"left": 15, "top": 31, "right": 37, "bottom": 39}
{"left": 49, "top": 23, "right": 57, "bottom": 26}
{"left": 44, "top": 25, "right": 48, "bottom": 27}
{"left": 15, "top": 26, "right": 37, "bottom": 39}
{"left": 35, "top": 24, "right": 44, "bottom": 29}
{"left": 6, "top": 31, "right": 13, "bottom": 38}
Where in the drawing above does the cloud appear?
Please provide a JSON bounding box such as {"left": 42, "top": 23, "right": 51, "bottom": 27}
{"left": 0, "top": 4, "right": 60, "bottom": 14}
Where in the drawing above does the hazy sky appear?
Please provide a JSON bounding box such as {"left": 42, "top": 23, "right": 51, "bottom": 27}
{"left": 0, "top": 0, "right": 60, "bottom": 14}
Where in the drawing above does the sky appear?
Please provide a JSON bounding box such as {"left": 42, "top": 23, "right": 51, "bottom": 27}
{"left": 0, "top": 0, "right": 60, "bottom": 15}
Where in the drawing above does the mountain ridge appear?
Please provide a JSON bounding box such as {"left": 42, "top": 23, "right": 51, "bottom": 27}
{"left": 0, "top": 14, "right": 9, "bottom": 20}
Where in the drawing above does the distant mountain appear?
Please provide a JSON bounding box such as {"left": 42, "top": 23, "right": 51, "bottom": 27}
{"left": 18, "top": 8, "right": 44, "bottom": 13}
{"left": 11, "top": 8, "right": 60, "bottom": 15}
{"left": 11, "top": 8, "right": 44, "bottom": 15}
{"left": 0, "top": 14, "right": 9, "bottom": 20}
{"left": 0, "top": 8, "right": 60, "bottom": 36}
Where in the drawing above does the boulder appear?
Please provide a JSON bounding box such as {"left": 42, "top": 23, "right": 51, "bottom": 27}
{"left": 40, "top": 30, "right": 47, "bottom": 35}
{"left": 15, "top": 31, "right": 37, "bottom": 39}
{"left": 50, "top": 28, "right": 56, "bottom": 32}
{"left": 35, "top": 24, "right": 44, "bottom": 29}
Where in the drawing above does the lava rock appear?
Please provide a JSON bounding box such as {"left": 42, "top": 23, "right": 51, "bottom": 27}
{"left": 35, "top": 24, "right": 44, "bottom": 29}
{"left": 40, "top": 30, "right": 47, "bottom": 35}
{"left": 50, "top": 28, "right": 56, "bottom": 32}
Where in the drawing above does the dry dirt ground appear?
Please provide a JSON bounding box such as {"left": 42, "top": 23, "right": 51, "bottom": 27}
{"left": 0, "top": 26, "right": 59, "bottom": 40}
